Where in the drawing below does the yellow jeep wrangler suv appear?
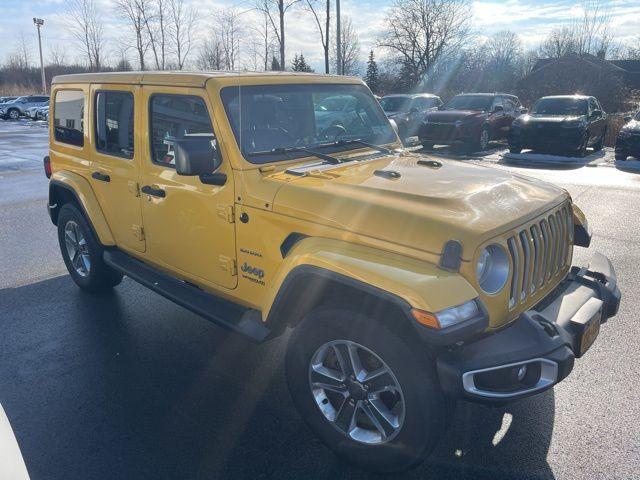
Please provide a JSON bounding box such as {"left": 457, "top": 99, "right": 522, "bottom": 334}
{"left": 45, "top": 72, "right": 621, "bottom": 472}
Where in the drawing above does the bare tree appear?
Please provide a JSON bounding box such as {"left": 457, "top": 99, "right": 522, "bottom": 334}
{"left": 116, "top": 0, "right": 148, "bottom": 70}
{"left": 539, "top": 25, "right": 577, "bottom": 58}
{"left": 334, "top": 16, "right": 360, "bottom": 75}
{"left": 48, "top": 43, "right": 68, "bottom": 67}
{"left": 68, "top": 0, "right": 105, "bottom": 71}
{"left": 248, "top": 11, "right": 277, "bottom": 70}
{"left": 139, "top": 0, "right": 168, "bottom": 70}
{"left": 253, "top": 0, "right": 302, "bottom": 71}
{"left": 305, "top": 0, "right": 330, "bottom": 73}
{"left": 168, "top": 0, "right": 197, "bottom": 70}
{"left": 197, "top": 37, "right": 225, "bottom": 70}
{"left": 6, "top": 33, "right": 32, "bottom": 70}
{"left": 378, "top": 0, "right": 472, "bottom": 87}
{"left": 539, "top": 1, "right": 614, "bottom": 59}
{"left": 212, "top": 8, "right": 244, "bottom": 71}
{"left": 483, "top": 30, "right": 524, "bottom": 91}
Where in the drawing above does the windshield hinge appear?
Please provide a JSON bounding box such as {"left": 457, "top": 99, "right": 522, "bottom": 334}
{"left": 217, "top": 204, "right": 235, "bottom": 223}
{"left": 219, "top": 255, "right": 237, "bottom": 276}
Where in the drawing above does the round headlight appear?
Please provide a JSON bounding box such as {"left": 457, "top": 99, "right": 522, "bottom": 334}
{"left": 476, "top": 244, "right": 509, "bottom": 294}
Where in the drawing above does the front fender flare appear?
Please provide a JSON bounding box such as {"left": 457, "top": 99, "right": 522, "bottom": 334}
{"left": 263, "top": 237, "right": 481, "bottom": 339}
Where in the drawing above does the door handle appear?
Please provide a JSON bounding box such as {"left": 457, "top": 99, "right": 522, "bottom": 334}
{"left": 141, "top": 185, "right": 166, "bottom": 198}
{"left": 91, "top": 171, "right": 110, "bottom": 182}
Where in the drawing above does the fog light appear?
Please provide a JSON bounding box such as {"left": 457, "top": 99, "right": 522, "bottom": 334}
{"left": 517, "top": 365, "right": 527, "bottom": 382}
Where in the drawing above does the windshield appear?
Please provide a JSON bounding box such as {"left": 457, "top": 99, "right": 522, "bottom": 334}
{"left": 380, "top": 97, "right": 410, "bottom": 112}
{"left": 635, "top": 111, "right": 640, "bottom": 121}
{"left": 442, "top": 95, "right": 492, "bottom": 111}
{"left": 221, "top": 84, "right": 396, "bottom": 164}
{"left": 532, "top": 98, "right": 588, "bottom": 116}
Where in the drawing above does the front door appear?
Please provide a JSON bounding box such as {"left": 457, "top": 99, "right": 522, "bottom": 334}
{"left": 89, "top": 84, "right": 146, "bottom": 253}
{"left": 139, "top": 87, "right": 237, "bottom": 290}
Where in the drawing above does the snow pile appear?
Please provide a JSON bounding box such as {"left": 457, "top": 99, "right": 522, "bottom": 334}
{"left": 502, "top": 150, "right": 608, "bottom": 166}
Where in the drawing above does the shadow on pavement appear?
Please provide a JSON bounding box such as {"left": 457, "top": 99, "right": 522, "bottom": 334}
{"left": 0, "top": 275, "right": 556, "bottom": 480}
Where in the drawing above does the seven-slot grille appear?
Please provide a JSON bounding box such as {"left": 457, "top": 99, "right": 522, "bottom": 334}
{"left": 506, "top": 204, "right": 573, "bottom": 309}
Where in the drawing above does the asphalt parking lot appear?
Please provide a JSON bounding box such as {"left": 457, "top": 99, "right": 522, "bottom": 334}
{"left": 1, "top": 119, "right": 639, "bottom": 479}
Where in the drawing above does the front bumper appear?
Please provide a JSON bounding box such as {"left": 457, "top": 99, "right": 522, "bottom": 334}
{"left": 615, "top": 133, "right": 640, "bottom": 158}
{"left": 509, "top": 127, "right": 583, "bottom": 151}
{"left": 418, "top": 122, "right": 477, "bottom": 145}
{"left": 437, "top": 252, "right": 620, "bottom": 403}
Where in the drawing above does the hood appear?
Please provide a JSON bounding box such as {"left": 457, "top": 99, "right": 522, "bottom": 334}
{"left": 425, "top": 110, "right": 484, "bottom": 122}
{"left": 621, "top": 119, "right": 640, "bottom": 133}
{"left": 271, "top": 153, "right": 568, "bottom": 260}
{"left": 516, "top": 114, "right": 586, "bottom": 125}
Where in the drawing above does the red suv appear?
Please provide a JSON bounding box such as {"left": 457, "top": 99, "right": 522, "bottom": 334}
{"left": 418, "top": 93, "right": 524, "bottom": 152}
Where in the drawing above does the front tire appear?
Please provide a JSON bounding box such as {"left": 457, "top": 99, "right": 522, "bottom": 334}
{"left": 509, "top": 146, "right": 522, "bottom": 154}
{"left": 594, "top": 128, "right": 606, "bottom": 151}
{"left": 57, "top": 203, "right": 123, "bottom": 292}
{"left": 285, "top": 308, "right": 449, "bottom": 472}
{"left": 8, "top": 108, "right": 20, "bottom": 120}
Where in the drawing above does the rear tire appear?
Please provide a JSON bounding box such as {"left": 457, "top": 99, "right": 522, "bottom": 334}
{"left": 594, "top": 129, "right": 606, "bottom": 151}
{"left": 509, "top": 147, "right": 522, "bottom": 154}
{"left": 57, "top": 203, "right": 123, "bottom": 292}
{"left": 285, "top": 307, "right": 450, "bottom": 473}
{"left": 615, "top": 152, "right": 627, "bottom": 161}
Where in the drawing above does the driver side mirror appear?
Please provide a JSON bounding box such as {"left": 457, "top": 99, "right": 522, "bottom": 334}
{"left": 493, "top": 105, "right": 504, "bottom": 113}
{"left": 174, "top": 138, "right": 226, "bottom": 186}
{"left": 591, "top": 109, "right": 603, "bottom": 118}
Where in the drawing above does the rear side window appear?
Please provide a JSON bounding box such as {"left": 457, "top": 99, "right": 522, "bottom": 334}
{"left": 54, "top": 90, "right": 85, "bottom": 147}
{"left": 149, "top": 94, "right": 213, "bottom": 166}
{"left": 95, "top": 91, "right": 134, "bottom": 159}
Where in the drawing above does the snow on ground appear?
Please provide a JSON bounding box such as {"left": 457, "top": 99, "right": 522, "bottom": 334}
{"left": 0, "top": 119, "right": 48, "bottom": 173}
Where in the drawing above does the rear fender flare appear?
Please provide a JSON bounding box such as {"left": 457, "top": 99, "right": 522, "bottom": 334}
{"left": 48, "top": 171, "right": 115, "bottom": 246}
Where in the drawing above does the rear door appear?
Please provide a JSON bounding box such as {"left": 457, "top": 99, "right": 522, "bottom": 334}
{"left": 489, "top": 96, "right": 508, "bottom": 139}
{"left": 89, "top": 83, "right": 146, "bottom": 253}
{"left": 138, "top": 87, "right": 237, "bottom": 290}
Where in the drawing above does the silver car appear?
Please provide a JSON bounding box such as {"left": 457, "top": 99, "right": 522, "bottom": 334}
{"left": 25, "top": 101, "right": 49, "bottom": 120}
{"left": 0, "top": 95, "right": 49, "bottom": 120}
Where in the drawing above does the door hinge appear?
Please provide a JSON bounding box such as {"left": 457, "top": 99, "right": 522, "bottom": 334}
{"left": 132, "top": 225, "right": 145, "bottom": 241}
{"left": 218, "top": 255, "right": 237, "bottom": 276}
{"left": 128, "top": 180, "right": 140, "bottom": 197}
{"left": 217, "top": 204, "right": 235, "bottom": 223}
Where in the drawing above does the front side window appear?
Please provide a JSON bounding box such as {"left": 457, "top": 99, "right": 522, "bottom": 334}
{"left": 95, "top": 91, "right": 134, "bottom": 159}
{"left": 221, "top": 83, "right": 396, "bottom": 164}
{"left": 149, "top": 94, "right": 214, "bottom": 166}
{"left": 54, "top": 90, "right": 85, "bottom": 147}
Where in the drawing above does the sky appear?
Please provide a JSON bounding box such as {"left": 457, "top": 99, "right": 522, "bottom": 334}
{"left": 0, "top": 0, "right": 638, "bottom": 72}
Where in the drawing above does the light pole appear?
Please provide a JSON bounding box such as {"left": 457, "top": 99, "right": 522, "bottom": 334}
{"left": 33, "top": 17, "right": 46, "bottom": 95}
{"left": 336, "top": 0, "right": 342, "bottom": 75}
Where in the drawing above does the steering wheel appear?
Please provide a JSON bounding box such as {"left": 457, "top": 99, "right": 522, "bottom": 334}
{"left": 319, "top": 124, "right": 347, "bottom": 141}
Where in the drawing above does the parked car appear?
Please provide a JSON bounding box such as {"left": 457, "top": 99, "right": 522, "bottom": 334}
{"left": 418, "top": 93, "right": 523, "bottom": 152}
{"left": 380, "top": 94, "right": 442, "bottom": 141}
{"left": 46, "top": 71, "right": 620, "bottom": 473}
{"left": 615, "top": 109, "right": 640, "bottom": 160}
{"left": 314, "top": 94, "right": 360, "bottom": 133}
{"left": 508, "top": 95, "right": 607, "bottom": 157}
{"left": 26, "top": 100, "right": 49, "bottom": 120}
{"left": 36, "top": 105, "right": 49, "bottom": 121}
{"left": 0, "top": 95, "right": 49, "bottom": 120}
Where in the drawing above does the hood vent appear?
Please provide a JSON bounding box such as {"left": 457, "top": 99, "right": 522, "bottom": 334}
{"left": 374, "top": 169, "right": 401, "bottom": 180}
{"left": 417, "top": 159, "right": 443, "bottom": 169}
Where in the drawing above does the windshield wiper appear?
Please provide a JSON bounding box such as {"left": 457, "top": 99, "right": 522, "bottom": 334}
{"left": 250, "top": 146, "right": 341, "bottom": 164}
{"left": 314, "top": 139, "right": 393, "bottom": 155}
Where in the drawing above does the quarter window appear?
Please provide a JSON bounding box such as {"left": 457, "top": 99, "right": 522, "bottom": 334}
{"left": 54, "top": 90, "right": 85, "bottom": 147}
{"left": 149, "top": 94, "right": 214, "bottom": 166}
{"left": 95, "top": 91, "right": 134, "bottom": 159}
